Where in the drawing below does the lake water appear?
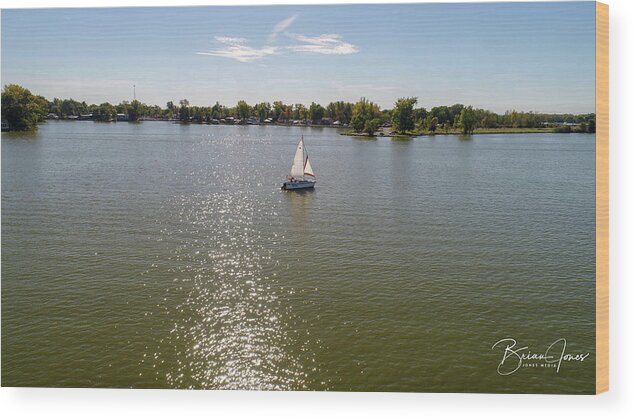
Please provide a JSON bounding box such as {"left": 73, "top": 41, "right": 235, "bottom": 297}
{"left": 2, "top": 121, "right": 596, "bottom": 393}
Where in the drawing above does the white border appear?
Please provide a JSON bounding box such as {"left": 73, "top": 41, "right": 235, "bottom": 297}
{"left": 2, "top": 1, "right": 633, "bottom": 419}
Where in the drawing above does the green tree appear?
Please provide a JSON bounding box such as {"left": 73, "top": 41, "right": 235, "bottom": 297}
{"left": 60, "top": 98, "right": 87, "bottom": 117}
{"left": 507, "top": 110, "right": 520, "bottom": 128}
{"left": 363, "top": 118, "right": 381, "bottom": 136}
{"left": 147, "top": 105, "right": 162, "bottom": 118}
{"left": 236, "top": 100, "right": 251, "bottom": 120}
{"left": 254, "top": 102, "right": 271, "bottom": 122}
{"left": 480, "top": 111, "right": 497, "bottom": 128}
{"left": 128, "top": 100, "right": 144, "bottom": 122}
{"left": 430, "top": 104, "right": 463, "bottom": 127}
{"left": 458, "top": 106, "right": 478, "bottom": 134}
{"left": 34, "top": 95, "right": 49, "bottom": 116}
{"left": 351, "top": 97, "right": 381, "bottom": 133}
{"left": 117, "top": 101, "right": 130, "bottom": 116}
{"left": 93, "top": 102, "right": 117, "bottom": 122}
{"left": 413, "top": 107, "right": 427, "bottom": 128}
{"left": 292, "top": 103, "right": 308, "bottom": 121}
{"left": 211, "top": 102, "right": 223, "bottom": 119}
{"left": 165, "top": 101, "right": 175, "bottom": 118}
{"left": 588, "top": 119, "right": 596, "bottom": 133}
{"left": 391, "top": 97, "right": 417, "bottom": 134}
{"left": 427, "top": 116, "right": 438, "bottom": 133}
{"left": 191, "top": 106, "right": 213, "bottom": 123}
{"left": 326, "top": 101, "right": 353, "bottom": 124}
{"left": 1, "top": 84, "right": 48, "bottom": 131}
{"left": 309, "top": 102, "right": 325, "bottom": 124}
{"left": 272, "top": 101, "right": 285, "bottom": 122}
{"left": 449, "top": 104, "right": 465, "bottom": 123}
{"left": 179, "top": 99, "right": 191, "bottom": 122}
{"left": 49, "top": 98, "right": 63, "bottom": 117}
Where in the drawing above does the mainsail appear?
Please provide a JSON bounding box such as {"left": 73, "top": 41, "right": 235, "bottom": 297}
{"left": 290, "top": 139, "right": 305, "bottom": 178}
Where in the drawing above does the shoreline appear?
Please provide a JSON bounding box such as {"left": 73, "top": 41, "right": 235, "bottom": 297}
{"left": 1, "top": 119, "right": 592, "bottom": 138}
{"left": 342, "top": 127, "right": 593, "bottom": 138}
{"left": 34, "top": 120, "right": 590, "bottom": 137}
{"left": 41, "top": 118, "right": 343, "bottom": 130}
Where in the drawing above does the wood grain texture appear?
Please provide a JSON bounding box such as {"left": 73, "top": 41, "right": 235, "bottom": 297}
{"left": 595, "top": 1, "right": 609, "bottom": 395}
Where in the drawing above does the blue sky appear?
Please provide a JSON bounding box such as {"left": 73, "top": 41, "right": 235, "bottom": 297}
{"left": 1, "top": 2, "right": 596, "bottom": 113}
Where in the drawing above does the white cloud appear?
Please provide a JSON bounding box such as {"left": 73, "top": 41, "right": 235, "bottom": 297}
{"left": 196, "top": 36, "right": 278, "bottom": 62}
{"left": 197, "top": 15, "right": 358, "bottom": 63}
{"left": 214, "top": 36, "right": 248, "bottom": 46}
{"left": 287, "top": 34, "right": 359, "bottom": 55}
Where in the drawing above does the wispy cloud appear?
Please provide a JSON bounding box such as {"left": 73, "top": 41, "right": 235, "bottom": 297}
{"left": 196, "top": 15, "right": 358, "bottom": 63}
{"left": 287, "top": 34, "right": 359, "bottom": 55}
{"left": 196, "top": 36, "right": 278, "bottom": 63}
{"left": 268, "top": 14, "right": 297, "bottom": 43}
{"left": 214, "top": 36, "right": 248, "bottom": 45}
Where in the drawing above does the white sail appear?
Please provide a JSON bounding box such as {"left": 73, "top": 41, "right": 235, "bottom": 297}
{"left": 290, "top": 139, "right": 305, "bottom": 178}
{"left": 304, "top": 155, "right": 315, "bottom": 177}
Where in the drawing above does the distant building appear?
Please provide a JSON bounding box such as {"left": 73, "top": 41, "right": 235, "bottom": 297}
{"left": 320, "top": 117, "right": 333, "bottom": 125}
{"left": 116, "top": 113, "right": 129, "bottom": 122}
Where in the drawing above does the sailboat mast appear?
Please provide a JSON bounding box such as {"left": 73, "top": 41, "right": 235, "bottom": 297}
{"left": 301, "top": 135, "right": 305, "bottom": 180}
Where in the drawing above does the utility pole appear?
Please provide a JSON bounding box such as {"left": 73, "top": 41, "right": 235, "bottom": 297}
{"left": 133, "top": 84, "right": 136, "bottom": 101}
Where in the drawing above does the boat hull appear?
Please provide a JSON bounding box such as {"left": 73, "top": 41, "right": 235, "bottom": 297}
{"left": 282, "top": 180, "right": 316, "bottom": 190}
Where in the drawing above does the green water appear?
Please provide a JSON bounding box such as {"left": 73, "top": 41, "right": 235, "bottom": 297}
{"left": 2, "top": 121, "right": 595, "bottom": 392}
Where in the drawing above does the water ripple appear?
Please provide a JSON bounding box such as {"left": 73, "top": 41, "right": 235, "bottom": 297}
{"left": 142, "top": 191, "right": 308, "bottom": 390}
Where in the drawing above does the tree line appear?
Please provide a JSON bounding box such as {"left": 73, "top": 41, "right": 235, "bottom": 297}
{"left": 2, "top": 84, "right": 595, "bottom": 134}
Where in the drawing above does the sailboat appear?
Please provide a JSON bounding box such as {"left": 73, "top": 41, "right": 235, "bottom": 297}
{"left": 282, "top": 136, "right": 316, "bottom": 190}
